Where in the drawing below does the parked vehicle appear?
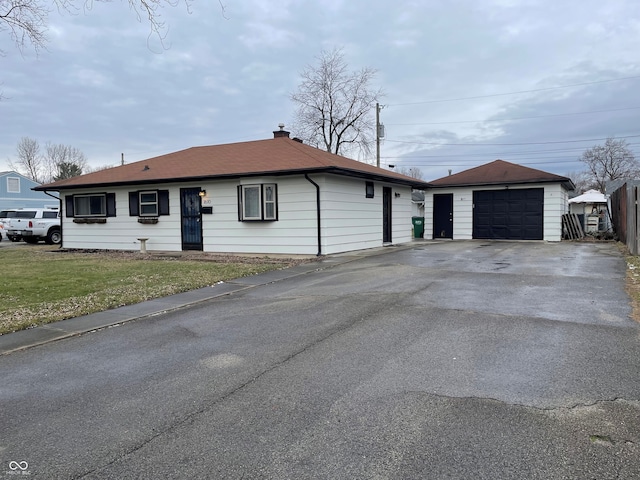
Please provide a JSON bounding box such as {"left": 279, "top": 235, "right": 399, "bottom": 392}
{"left": 6, "top": 208, "right": 61, "bottom": 245}
{"left": 0, "top": 210, "right": 17, "bottom": 241}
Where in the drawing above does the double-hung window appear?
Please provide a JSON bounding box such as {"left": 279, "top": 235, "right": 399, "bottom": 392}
{"left": 128, "top": 190, "right": 169, "bottom": 217}
{"left": 139, "top": 191, "right": 158, "bottom": 216}
{"left": 238, "top": 184, "right": 278, "bottom": 221}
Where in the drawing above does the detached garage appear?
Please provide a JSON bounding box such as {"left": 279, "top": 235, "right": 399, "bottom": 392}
{"left": 425, "top": 160, "right": 575, "bottom": 242}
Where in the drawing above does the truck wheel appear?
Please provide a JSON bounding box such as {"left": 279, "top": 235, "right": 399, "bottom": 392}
{"left": 46, "top": 228, "right": 62, "bottom": 245}
{"left": 8, "top": 236, "right": 19, "bottom": 242}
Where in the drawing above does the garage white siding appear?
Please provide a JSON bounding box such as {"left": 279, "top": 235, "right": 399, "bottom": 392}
{"left": 543, "top": 183, "right": 568, "bottom": 242}
{"left": 424, "top": 183, "right": 569, "bottom": 242}
{"left": 424, "top": 187, "right": 475, "bottom": 240}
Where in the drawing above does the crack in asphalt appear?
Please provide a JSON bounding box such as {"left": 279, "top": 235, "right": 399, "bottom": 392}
{"left": 76, "top": 291, "right": 409, "bottom": 479}
{"left": 402, "top": 389, "right": 640, "bottom": 412}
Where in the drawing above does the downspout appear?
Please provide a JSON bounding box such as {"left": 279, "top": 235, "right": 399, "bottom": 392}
{"left": 304, "top": 174, "right": 322, "bottom": 256}
{"left": 44, "top": 191, "right": 62, "bottom": 248}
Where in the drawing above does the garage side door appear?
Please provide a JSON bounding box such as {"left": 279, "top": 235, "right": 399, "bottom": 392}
{"left": 473, "top": 188, "right": 544, "bottom": 240}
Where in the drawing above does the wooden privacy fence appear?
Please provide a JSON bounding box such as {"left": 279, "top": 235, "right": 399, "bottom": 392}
{"left": 610, "top": 181, "right": 640, "bottom": 255}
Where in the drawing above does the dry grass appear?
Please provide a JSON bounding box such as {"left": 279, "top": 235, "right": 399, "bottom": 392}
{"left": 0, "top": 246, "right": 315, "bottom": 335}
{"left": 625, "top": 253, "right": 640, "bottom": 323}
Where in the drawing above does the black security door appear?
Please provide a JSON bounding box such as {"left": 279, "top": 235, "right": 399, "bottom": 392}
{"left": 383, "top": 187, "right": 392, "bottom": 243}
{"left": 180, "top": 188, "right": 203, "bottom": 250}
{"left": 433, "top": 193, "right": 453, "bottom": 238}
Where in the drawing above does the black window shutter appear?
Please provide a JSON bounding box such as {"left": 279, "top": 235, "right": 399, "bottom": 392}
{"left": 237, "top": 185, "right": 243, "bottom": 221}
{"left": 158, "top": 190, "right": 170, "bottom": 215}
{"left": 274, "top": 184, "right": 279, "bottom": 221}
{"left": 129, "top": 191, "right": 139, "bottom": 216}
{"left": 65, "top": 195, "right": 74, "bottom": 217}
{"left": 106, "top": 193, "right": 116, "bottom": 217}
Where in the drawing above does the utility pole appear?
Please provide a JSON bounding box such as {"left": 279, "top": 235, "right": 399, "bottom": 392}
{"left": 376, "top": 103, "right": 384, "bottom": 168}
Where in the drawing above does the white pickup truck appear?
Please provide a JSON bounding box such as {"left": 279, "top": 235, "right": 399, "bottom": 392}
{"left": 6, "top": 208, "right": 62, "bottom": 245}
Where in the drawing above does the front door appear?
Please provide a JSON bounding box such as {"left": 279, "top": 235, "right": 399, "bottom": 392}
{"left": 383, "top": 187, "right": 392, "bottom": 243}
{"left": 433, "top": 193, "right": 453, "bottom": 239}
{"left": 180, "top": 188, "right": 203, "bottom": 250}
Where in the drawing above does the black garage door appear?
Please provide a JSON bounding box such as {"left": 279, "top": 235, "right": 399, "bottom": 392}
{"left": 473, "top": 188, "right": 543, "bottom": 240}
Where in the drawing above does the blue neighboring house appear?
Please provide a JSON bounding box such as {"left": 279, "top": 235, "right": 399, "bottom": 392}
{"left": 0, "top": 171, "right": 60, "bottom": 210}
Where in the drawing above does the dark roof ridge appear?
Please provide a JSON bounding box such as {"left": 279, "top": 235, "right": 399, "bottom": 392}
{"left": 430, "top": 159, "right": 573, "bottom": 189}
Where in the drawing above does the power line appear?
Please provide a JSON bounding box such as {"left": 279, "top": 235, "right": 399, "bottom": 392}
{"left": 385, "top": 106, "right": 640, "bottom": 126}
{"left": 383, "top": 158, "right": 595, "bottom": 168}
{"left": 381, "top": 143, "right": 640, "bottom": 159}
{"left": 384, "top": 134, "right": 640, "bottom": 147}
{"left": 388, "top": 75, "right": 640, "bottom": 106}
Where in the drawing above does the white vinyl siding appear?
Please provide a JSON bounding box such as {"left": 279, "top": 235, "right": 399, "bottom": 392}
{"left": 60, "top": 175, "right": 416, "bottom": 254}
{"left": 543, "top": 183, "right": 567, "bottom": 242}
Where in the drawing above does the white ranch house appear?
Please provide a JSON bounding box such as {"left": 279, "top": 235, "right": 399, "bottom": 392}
{"left": 36, "top": 129, "right": 430, "bottom": 256}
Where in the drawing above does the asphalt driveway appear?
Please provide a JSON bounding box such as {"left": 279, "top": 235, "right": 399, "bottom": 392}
{"left": 1, "top": 240, "right": 639, "bottom": 479}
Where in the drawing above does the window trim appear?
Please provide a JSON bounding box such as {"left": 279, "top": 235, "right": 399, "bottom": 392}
{"left": 238, "top": 183, "right": 278, "bottom": 222}
{"left": 128, "top": 190, "right": 169, "bottom": 217}
{"left": 7, "top": 177, "right": 20, "bottom": 194}
{"left": 138, "top": 191, "right": 159, "bottom": 217}
{"left": 66, "top": 193, "right": 116, "bottom": 218}
{"left": 73, "top": 194, "right": 107, "bottom": 217}
{"left": 365, "top": 181, "right": 375, "bottom": 199}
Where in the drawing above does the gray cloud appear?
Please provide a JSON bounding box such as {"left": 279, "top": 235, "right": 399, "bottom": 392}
{"left": 0, "top": 0, "right": 638, "bottom": 184}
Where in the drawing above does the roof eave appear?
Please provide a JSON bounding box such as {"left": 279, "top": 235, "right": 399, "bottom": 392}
{"left": 430, "top": 178, "right": 574, "bottom": 190}
{"left": 35, "top": 167, "right": 432, "bottom": 191}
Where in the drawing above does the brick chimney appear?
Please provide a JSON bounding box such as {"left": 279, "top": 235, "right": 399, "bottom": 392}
{"left": 273, "top": 123, "right": 290, "bottom": 138}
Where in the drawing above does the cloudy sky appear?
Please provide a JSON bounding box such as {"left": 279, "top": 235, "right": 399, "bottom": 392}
{"left": 1, "top": 0, "right": 639, "bottom": 183}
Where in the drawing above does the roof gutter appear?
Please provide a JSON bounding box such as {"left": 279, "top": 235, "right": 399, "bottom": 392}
{"left": 304, "top": 174, "right": 322, "bottom": 256}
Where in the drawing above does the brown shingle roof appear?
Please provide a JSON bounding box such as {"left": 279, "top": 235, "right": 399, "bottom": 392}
{"left": 429, "top": 159, "right": 574, "bottom": 189}
{"left": 36, "top": 137, "right": 431, "bottom": 191}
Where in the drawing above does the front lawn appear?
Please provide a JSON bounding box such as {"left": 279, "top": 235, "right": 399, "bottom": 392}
{"left": 0, "top": 246, "right": 308, "bottom": 334}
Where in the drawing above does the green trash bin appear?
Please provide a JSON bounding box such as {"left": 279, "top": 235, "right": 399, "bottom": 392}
{"left": 412, "top": 216, "right": 424, "bottom": 238}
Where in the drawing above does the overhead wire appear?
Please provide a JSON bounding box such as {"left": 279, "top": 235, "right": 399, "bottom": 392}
{"left": 385, "top": 106, "right": 640, "bottom": 126}
{"left": 387, "top": 75, "right": 640, "bottom": 106}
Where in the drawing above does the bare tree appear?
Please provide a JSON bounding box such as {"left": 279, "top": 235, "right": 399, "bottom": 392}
{"left": 394, "top": 166, "right": 424, "bottom": 180}
{"left": 565, "top": 170, "right": 595, "bottom": 195}
{"left": 46, "top": 142, "right": 87, "bottom": 181}
{"left": 0, "top": 0, "right": 48, "bottom": 54}
{"left": 8, "top": 138, "right": 88, "bottom": 182}
{"left": 579, "top": 138, "right": 640, "bottom": 192}
{"left": 9, "top": 136, "right": 42, "bottom": 181}
{"left": 0, "top": 0, "right": 204, "bottom": 56}
{"left": 290, "top": 48, "right": 382, "bottom": 158}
